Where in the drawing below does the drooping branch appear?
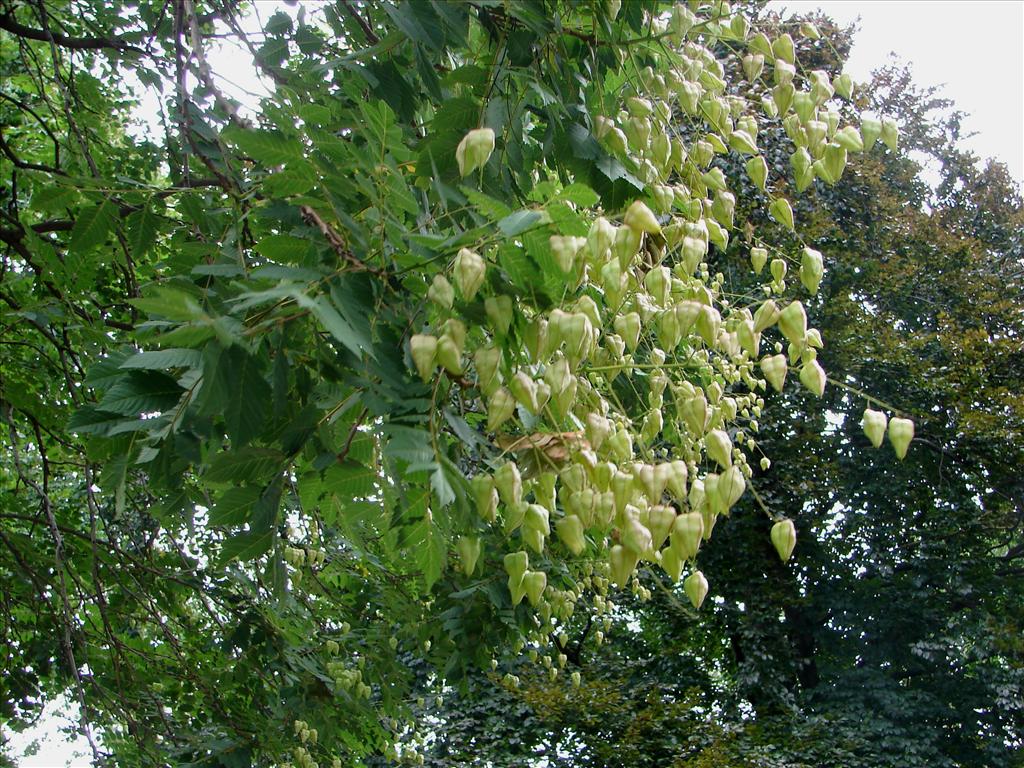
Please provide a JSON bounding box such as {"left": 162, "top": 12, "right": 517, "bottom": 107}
{"left": 0, "top": 11, "right": 143, "bottom": 53}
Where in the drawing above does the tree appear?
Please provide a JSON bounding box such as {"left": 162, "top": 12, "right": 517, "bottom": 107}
{"left": 411, "top": 12, "right": 1024, "bottom": 768}
{"left": 0, "top": 1, "right": 926, "bottom": 765}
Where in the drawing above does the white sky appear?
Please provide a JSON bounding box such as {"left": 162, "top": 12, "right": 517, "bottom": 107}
{"left": 769, "top": 0, "right": 1024, "bottom": 186}
{"left": 5, "top": 2, "right": 1023, "bottom": 766}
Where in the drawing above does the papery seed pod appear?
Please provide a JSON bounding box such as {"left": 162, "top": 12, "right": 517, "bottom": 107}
{"left": 456, "top": 127, "right": 495, "bottom": 177}
{"left": 799, "top": 21, "right": 821, "bottom": 40}
{"left": 888, "top": 417, "right": 914, "bottom": 460}
{"left": 487, "top": 387, "right": 516, "bottom": 431}
{"left": 648, "top": 505, "right": 676, "bottom": 550}
{"left": 718, "top": 465, "right": 746, "bottom": 510}
{"left": 742, "top": 53, "right": 765, "bottom": 82}
{"left": 485, "top": 295, "right": 514, "bottom": 336}
{"left": 671, "top": 511, "right": 704, "bottom": 559}
{"left": 799, "top": 358, "right": 826, "bottom": 397}
{"left": 770, "top": 519, "right": 797, "bottom": 562}
{"left": 645, "top": 266, "right": 672, "bottom": 306}
{"left": 587, "top": 217, "right": 615, "bottom": 262}
{"left": 746, "top": 155, "right": 768, "bottom": 192}
{"left": 774, "top": 59, "right": 796, "bottom": 86}
{"left": 665, "top": 460, "right": 688, "bottom": 500}
{"left": 773, "top": 82, "right": 795, "bottom": 116}
{"left": 800, "top": 247, "right": 824, "bottom": 295}
{"left": 457, "top": 536, "right": 482, "bottom": 575}
{"left": 436, "top": 334, "right": 462, "bottom": 375}
{"left": 504, "top": 501, "right": 527, "bottom": 535}
{"left": 770, "top": 258, "right": 787, "bottom": 283}
{"left": 504, "top": 549, "right": 528, "bottom": 589}
{"left": 410, "top": 334, "right": 437, "bottom": 382}
{"left": 822, "top": 143, "right": 847, "bottom": 183}
{"left": 453, "top": 247, "right": 486, "bottom": 300}
{"left": 494, "top": 461, "right": 523, "bottom": 506}
{"left": 428, "top": 274, "right": 454, "bottom": 308}
{"left": 524, "top": 504, "right": 550, "bottom": 537}
{"left": 702, "top": 167, "right": 728, "bottom": 192}
{"left": 510, "top": 370, "right": 540, "bottom": 414}
{"left": 472, "top": 474, "right": 499, "bottom": 522}
{"left": 880, "top": 117, "right": 899, "bottom": 151}
{"left": 750, "top": 247, "right": 769, "bottom": 274}
{"left": 624, "top": 200, "right": 662, "bottom": 234}
{"left": 523, "top": 570, "right": 547, "bottom": 606}
{"left": 681, "top": 391, "right": 709, "bottom": 436}
{"left": 861, "top": 408, "right": 887, "bottom": 448}
{"left": 613, "top": 312, "right": 642, "bottom": 351}
{"left": 550, "top": 235, "right": 585, "bottom": 273}
{"left": 728, "top": 129, "right": 758, "bottom": 155}
{"left": 607, "top": 427, "right": 633, "bottom": 462}
{"left": 833, "top": 125, "right": 864, "bottom": 152}
{"left": 684, "top": 570, "right": 709, "bottom": 609}
{"left": 609, "top": 544, "right": 639, "bottom": 588}
{"left": 626, "top": 96, "right": 653, "bottom": 118}
{"left": 621, "top": 517, "right": 653, "bottom": 557}
{"left": 661, "top": 545, "right": 684, "bottom": 581}
{"left": 696, "top": 305, "right": 721, "bottom": 347}
{"left": 769, "top": 197, "right": 795, "bottom": 230}
{"left": 760, "top": 353, "right": 788, "bottom": 392}
{"left": 555, "top": 514, "right": 586, "bottom": 555}
{"left": 475, "top": 346, "right": 502, "bottom": 396}
{"left": 585, "top": 412, "right": 612, "bottom": 451}
{"left": 737, "top": 319, "right": 760, "bottom": 358}
{"left": 711, "top": 190, "right": 736, "bottom": 227}
{"left": 833, "top": 72, "right": 853, "bottom": 99}
{"left": 778, "top": 301, "right": 807, "bottom": 343}
{"left": 861, "top": 115, "right": 882, "bottom": 150}
{"left": 706, "top": 429, "right": 733, "bottom": 468}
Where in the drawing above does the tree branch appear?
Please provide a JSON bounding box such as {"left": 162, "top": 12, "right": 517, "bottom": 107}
{"left": 0, "top": 11, "right": 143, "bottom": 52}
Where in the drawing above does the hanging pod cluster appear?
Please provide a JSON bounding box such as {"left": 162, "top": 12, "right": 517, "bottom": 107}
{"left": 401, "top": 2, "right": 912, "bottom": 653}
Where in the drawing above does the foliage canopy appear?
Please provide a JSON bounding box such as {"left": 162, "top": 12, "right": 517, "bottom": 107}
{"left": 0, "top": 1, "right": 1019, "bottom": 766}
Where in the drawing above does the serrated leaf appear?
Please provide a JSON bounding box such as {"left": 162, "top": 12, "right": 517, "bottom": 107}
{"left": 67, "top": 405, "right": 132, "bottom": 436}
{"left": 498, "top": 209, "right": 549, "bottom": 237}
{"left": 209, "top": 486, "right": 262, "bottom": 526}
{"left": 222, "top": 126, "right": 304, "bottom": 165}
{"left": 204, "top": 448, "right": 284, "bottom": 484}
{"left": 127, "top": 202, "right": 159, "bottom": 259}
{"left": 120, "top": 349, "right": 202, "bottom": 370}
{"left": 255, "top": 234, "right": 311, "bottom": 262}
{"left": 69, "top": 199, "right": 116, "bottom": 252}
{"left": 409, "top": 519, "right": 446, "bottom": 590}
{"left": 322, "top": 460, "right": 377, "bottom": 498}
{"left": 223, "top": 351, "right": 271, "bottom": 447}
{"left": 219, "top": 529, "right": 274, "bottom": 564}
{"left": 557, "top": 183, "right": 600, "bottom": 207}
{"left": 98, "top": 370, "right": 183, "bottom": 416}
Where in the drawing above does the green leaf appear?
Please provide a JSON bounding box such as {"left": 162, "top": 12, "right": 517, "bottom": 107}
{"left": 255, "top": 234, "right": 311, "bottom": 262}
{"left": 498, "top": 209, "right": 550, "bottom": 237}
{"left": 409, "top": 519, "right": 446, "bottom": 590}
{"left": 557, "top": 183, "right": 600, "bottom": 207}
{"left": 129, "top": 288, "right": 205, "bottom": 322}
{"left": 69, "top": 199, "right": 116, "bottom": 252}
{"left": 219, "top": 529, "right": 274, "bottom": 564}
{"left": 322, "top": 460, "right": 377, "bottom": 498}
{"left": 222, "top": 126, "right": 304, "bottom": 165}
{"left": 67, "top": 406, "right": 132, "bottom": 436}
{"left": 208, "top": 486, "right": 262, "bottom": 526}
{"left": 222, "top": 351, "right": 272, "bottom": 447}
{"left": 119, "top": 349, "right": 202, "bottom": 370}
{"left": 127, "top": 202, "right": 160, "bottom": 259}
{"left": 204, "top": 448, "right": 284, "bottom": 484}
{"left": 98, "top": 370, "right": 183, "bottom": 415}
